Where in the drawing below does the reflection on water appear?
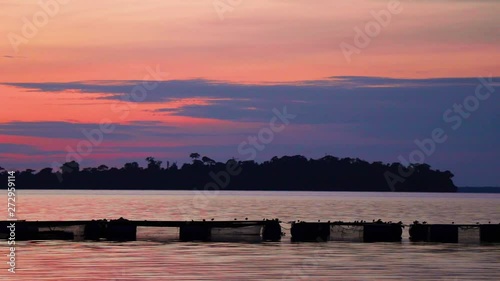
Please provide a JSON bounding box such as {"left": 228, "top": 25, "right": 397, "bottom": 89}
{"left": 1, "top": 191, "right": 500, "bottom": 280}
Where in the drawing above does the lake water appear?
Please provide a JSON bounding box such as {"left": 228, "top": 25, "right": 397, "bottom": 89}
{"left": 2, "top": 190, "right": 500, "bottom": 280}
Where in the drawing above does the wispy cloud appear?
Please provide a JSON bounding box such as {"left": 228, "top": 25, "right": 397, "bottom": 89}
{"left": 2, "top": 55, "right": 26, "bottom": 59}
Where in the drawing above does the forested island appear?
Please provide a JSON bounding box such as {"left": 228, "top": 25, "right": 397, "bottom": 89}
{"left": 0, "top": 154, "right": 457, "bottom": 192}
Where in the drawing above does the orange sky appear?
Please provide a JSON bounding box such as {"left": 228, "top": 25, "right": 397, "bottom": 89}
{"left": 0, "top": 0, "right": 498, "bottom": 83}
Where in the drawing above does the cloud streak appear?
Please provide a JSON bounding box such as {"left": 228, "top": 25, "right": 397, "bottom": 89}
{"left": 1, "top": 76, "right": 499, "bottom": 187}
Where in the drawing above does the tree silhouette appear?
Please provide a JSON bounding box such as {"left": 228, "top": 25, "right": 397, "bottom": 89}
{"left": 169, "top": 162, "right": 178, "bottom": 171}
{"left": 21, "top": 169, "right": 36, "bottom": 175}
{"left": 123, "top": 162, "right": 140, "bottom": 171}
{"left": 97, "top": 165, "right": 109, "bottom": 172}
{"left": 146, "top": 157, "right": 162, "bottom": 171}
{"left": 189, "top": 153, "right": 200, "bottom": 161}
{"left": 61, "top": 161, "right": 80, "bottom": 174}
{"left": 38, "top": 167, "right": 53, "bottom": 175}
{"left": 0, "top": 154, "right": 458, "bottom": 192}
{"left": 201, "top": 156, "right": 216, "bottom": 166}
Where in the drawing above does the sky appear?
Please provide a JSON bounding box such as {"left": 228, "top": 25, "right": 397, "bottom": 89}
{"left": 0, "top": 0, "right": 499, "bottom": 186}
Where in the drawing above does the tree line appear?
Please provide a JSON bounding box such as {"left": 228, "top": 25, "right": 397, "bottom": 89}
{"left": 0, "top": 154, "right": 457, "bottom": 192}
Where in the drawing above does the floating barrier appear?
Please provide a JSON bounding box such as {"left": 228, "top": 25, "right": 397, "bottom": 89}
{"left": 106, "top": 219, "right": 137, "bottom": 241}
{"left": 0, "top": 221, "right": 82, "bottom": 240}
{"left": 179, "top": 219, "right": 281, "bottom": 242}
{"left": 290, "top": 221, "right": 403, "bottom": 242}
{"left": 84, "top": 220, "right": 105, "bottom": 240}
{"left": 1, "top": 219, "right": 498, "bottom": 244}
{"left": 0, "top": 218, "right": 282, "bottom": 242}
{"left": 409, "top": 222, "right": 500, "bottom": 243}
{"left": 290, "top": 222, "right": 330, "bottom": 242}
{"left": 480, "top": 224, "right": 500, "bottom": 243}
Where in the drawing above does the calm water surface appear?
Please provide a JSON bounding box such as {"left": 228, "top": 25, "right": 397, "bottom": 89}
{"left": 2, "top": 190, "right": 499, "bottom": 280}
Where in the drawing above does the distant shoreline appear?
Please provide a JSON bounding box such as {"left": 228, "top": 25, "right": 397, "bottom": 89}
{"left": 12, "top": 187, "right": 500, "bottom": 194}
{"left": 1, "top": 155, "right": 458, "bottom": 192}
{"left": 457, "top": 187, "right": 500, "bottom": 193}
